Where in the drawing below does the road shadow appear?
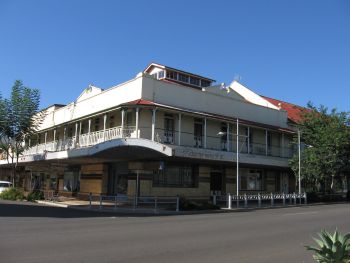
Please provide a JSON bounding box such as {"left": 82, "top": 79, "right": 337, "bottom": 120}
{"left": 2, "top": 200, "right": 334, "bottom": 218}
{"left": 0, "top": 201, "right": 161, "bottom": 218}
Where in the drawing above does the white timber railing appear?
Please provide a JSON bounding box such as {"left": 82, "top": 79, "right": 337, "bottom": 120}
{"left": 23, "top": 126, "right": 136, "bottom": 155}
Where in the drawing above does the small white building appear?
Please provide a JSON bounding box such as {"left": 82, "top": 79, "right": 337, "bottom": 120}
{"left": 0, "top": 63, "right": 299, "bottom": 198}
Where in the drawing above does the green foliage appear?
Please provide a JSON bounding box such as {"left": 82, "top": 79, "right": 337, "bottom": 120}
{"left": 0, "top": 187, "right": 25, "bottom": 201}
{"left": 290, "top": 103, "right": 350, "bottom": 193}
{"left": 306, "top": 229, "right": 350, "bottom": 263}
{"left": 0, "top": 80, "right": 44, "bottom": 186}
{"left": 305, "top": 191, "right": 320, "bottom": 203}
{"left": 27, "top": 190, "right": 44, "bottom": 202}
{"left": 346, "top": 191, "right": 350, "bottom": 201}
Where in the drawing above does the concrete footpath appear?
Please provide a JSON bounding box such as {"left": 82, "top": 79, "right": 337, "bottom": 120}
{"left": 36, "top": 199, "right": 181, "bottom": 215}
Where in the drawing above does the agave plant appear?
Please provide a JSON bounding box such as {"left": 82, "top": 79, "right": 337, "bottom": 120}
{"left": 306, "top": 229, "right": 350, "bottom": 263}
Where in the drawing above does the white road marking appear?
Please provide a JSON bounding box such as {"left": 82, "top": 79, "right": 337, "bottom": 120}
{"left": 282, "top": 211, "right": 318, "bottom": 216}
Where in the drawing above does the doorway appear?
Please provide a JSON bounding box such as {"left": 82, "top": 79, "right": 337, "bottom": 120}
{"left": 108, "top": 164, "right": 128, "bottom": 195}
{"left": 210, "top": 172, "right": 224, "bottom": 195}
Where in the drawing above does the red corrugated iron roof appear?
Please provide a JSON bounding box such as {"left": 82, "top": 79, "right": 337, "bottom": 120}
{"left": 124, "top": 99, "right": 155, "bottom": 106}
{"left": 262, "top": 96, "right": 306, "bottom": 123}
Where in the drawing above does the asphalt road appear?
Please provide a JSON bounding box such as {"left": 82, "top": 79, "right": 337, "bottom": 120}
{"left": 1, "top": 201, "right": 350, "bottom": 263}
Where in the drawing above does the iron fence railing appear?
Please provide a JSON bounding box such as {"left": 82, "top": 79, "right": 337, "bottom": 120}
{"left": 89, "top": 194, "right": 180, "bottom": 213}
{"left": 213, "top": 192, "right": 307, "bottom": 209}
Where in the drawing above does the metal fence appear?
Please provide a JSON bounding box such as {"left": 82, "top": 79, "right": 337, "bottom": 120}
{"left": 41, "top": 190, "right": 59, "bottom": 201}
{"left": 89, "top": 194, "right": 180, "bottom": 213}
{"left": 213, "top": 192, "right": 307, "bottom": 209}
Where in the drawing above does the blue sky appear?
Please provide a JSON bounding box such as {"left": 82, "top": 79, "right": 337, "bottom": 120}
{"left": 0, "top": 0, "right": 349, "bottom": 111}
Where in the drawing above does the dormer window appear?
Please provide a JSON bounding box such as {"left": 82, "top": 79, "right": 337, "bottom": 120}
{"left": 190, "top": 77, "right": 200, "bottom": 86}
{"left": 201, "top": 80, "right": 211, "bottom": 87}
{"left": 158, "top": 70, "right": 165, "bottom": 78}
{"left": 151, "top": 70, "right": 165, "bottom": 79}
{"left": 178, "top": 74, "right": 189, "bottom": 83}
{"left": 166, "top": 71, "right": 178, "bottom": 80}
{"left": 144, "top": 63, "right": 215, "bottom": 89}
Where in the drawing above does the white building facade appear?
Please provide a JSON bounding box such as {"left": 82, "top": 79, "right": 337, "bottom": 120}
{"left": 0, "top": 63, "right": 298, "bottom": 198}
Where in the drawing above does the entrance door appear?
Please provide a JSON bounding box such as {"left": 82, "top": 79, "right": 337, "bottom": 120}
{"left": 108, "top": 164, "right": 128, "bottom": 195}
{"left": 210, "top": 172, "right": 223, "bottom": 195}
{"left": 194, "top": 119, "right": 203, "bottom": 147}
{"left": 280, "top": 172, "right": 289, "bottom": 193}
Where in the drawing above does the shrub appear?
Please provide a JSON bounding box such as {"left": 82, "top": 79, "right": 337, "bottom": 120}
{"left": 306, "top": 229, "right": 350, "bottom": 263}
{"left": 322, "top": 194, "right": 344, "bottom": 202}
{"left": 346, "top": 191, "right": 350, "bottom": 201}
{"left": 179, "top": 196, "right": 220, "bottom": 211}
{"left": 306, "top": 192, "right": 320, "bottom": 203}
{"left": 0, "top": 188, "right": 25, "bottom": 201}
{"left": 27, "top": 190, "right": 44, "bottom": 202}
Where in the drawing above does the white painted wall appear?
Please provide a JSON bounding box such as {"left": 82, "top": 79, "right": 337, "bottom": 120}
{"left": 39, "top": 77, "right": 143, "bottom": 130}
{"left": 141, "top": 76, "right": 288, "bottom": 128}
{"left": 38, "top": 73, "right": 289, "bottom": 135}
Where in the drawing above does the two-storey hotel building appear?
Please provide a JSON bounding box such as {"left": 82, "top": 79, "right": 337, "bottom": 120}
{"left": 0, "top": 63, "right": 302, "bottom": 198}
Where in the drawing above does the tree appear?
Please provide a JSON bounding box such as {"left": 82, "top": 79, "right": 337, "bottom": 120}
{"left": 0, "top": 80, "right": 44, "bottom": 186}
{"left": 290, "top": 102, "right": 350, "bottom": 193}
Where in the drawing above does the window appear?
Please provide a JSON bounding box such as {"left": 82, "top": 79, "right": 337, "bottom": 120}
{"left": 178, "top": 73, "right": 189, "bottom": 83}
{"left": 68, "top": 127, "right": 73, "bottom": 138}
{"left": 49, "top": 175, "right": 57, "bottom": 190}
{"left": 220, "top": 123, "right": 228, "bottom": 150}
{"left": 94, "top": 118, "right": 100, "bottom": 131}
{"left": 190, "top": 77, "right": 200, "bottom": 86}
{"left": 166, "top": 71, "right": 178, "bottom": 80}
{"left": 267, "top": 131, "right": 272, "bottom": 154}
{"left": 244, "top": 127, "right": 252, "bottom": 153}
{"left": 63, "top": 171, "right": 80, "bottom": 192}
{"left": 109, "top": 115, "right": 115, "bottom": 128}
{"left": 194, "top": 119, "right": 203, "bottom": 148}
{"left": 158, "top": 70, "right": 165, "bottom": 78}
{"left": 164, "top": 114, "right": 174, "bottom": 144}
{"left": 245, "top": 127, "right": 252, "bottom": 153}
{"left": 153, "top": 165, "right": 197, "bottom": 188}
{"left": 240, "top": 170, "right": 262, "bottom": 191}
{"left": 201, "top": 80, "right": 211, "bottom": 87}
{"left": 31, "top": 173, "right": 44, "bottom": 190}
{"left": 126, "top": 111, "right": 133, "bottom": 126}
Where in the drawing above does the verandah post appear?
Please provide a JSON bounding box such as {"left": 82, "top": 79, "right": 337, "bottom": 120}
{"left": 154, "top": 197, "right": 158, "bottom": 213}
{"left": 270, "top": 193, "right": 274, "bottom": 207}
{"left": 227, "top": 193, "right": 232, "bottom": 209}
{"left": 176, "top": 195, "right": 179, "bottom": 212}
{"left": 99, "top": 194, "right": 102, "bottom": 210}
